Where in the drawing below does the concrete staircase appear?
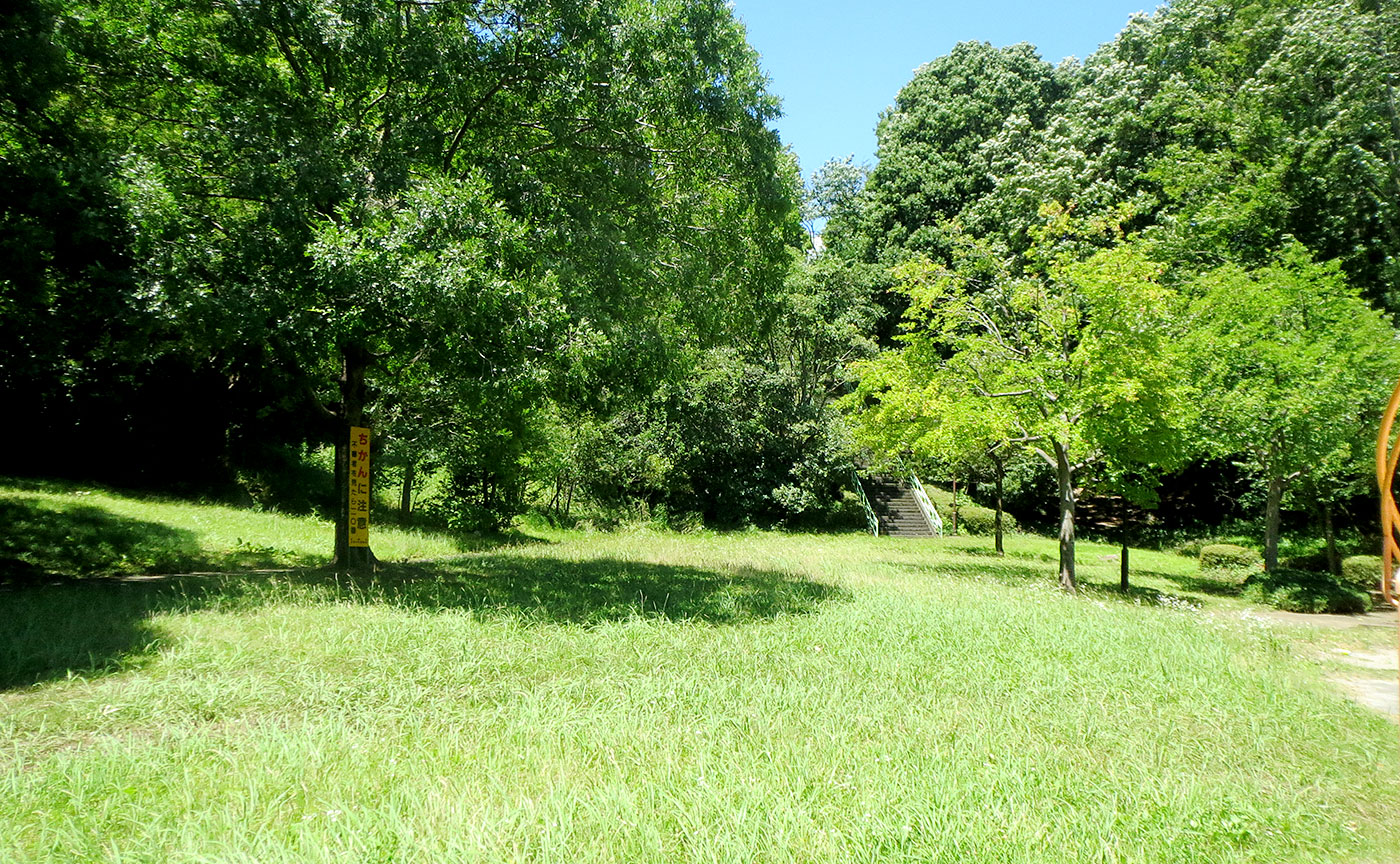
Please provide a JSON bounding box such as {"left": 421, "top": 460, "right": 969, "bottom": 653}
{"left": 859, "top": 475, "right": 935, "bottom": 537}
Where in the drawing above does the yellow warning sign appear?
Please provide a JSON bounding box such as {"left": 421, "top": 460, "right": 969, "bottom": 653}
{"left": 348, "top": 426, "right": 370, "bottom": 547}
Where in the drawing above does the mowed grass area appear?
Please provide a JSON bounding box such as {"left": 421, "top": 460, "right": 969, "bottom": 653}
{"left": 2, "top": 483, "right": 1399, "bottom": 862}
{"left": 0, "top": 479, "right": 468, "bottom": 579}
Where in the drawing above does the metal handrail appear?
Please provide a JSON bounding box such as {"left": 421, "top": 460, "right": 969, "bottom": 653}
{"left": 852, "top": 470, "right": 879, "bottom": 536}
{"left": 908, "top": 472, "right": 944, "bottom": 537}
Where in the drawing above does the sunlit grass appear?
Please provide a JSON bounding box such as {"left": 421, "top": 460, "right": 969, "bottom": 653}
{"left": 1, "top": 485, "right": 1398, "bottom": 862}
{"left": 0, "top": 478, "right": 466, "bottom": 577}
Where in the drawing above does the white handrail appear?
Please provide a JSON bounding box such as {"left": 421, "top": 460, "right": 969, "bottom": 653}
{"left": 908, "top": 473, "right": 943, "bottom": 537}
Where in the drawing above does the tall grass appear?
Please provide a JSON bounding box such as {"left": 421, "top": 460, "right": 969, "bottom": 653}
{"left": 1, "top": 488, "right": 1397, "bottom": 862}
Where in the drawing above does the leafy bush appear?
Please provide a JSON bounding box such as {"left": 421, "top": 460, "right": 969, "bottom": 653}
{"left": 1243, "top": 568, "right": 1369, "bottom": 614}
{"left": 1199, "top": 544, "right": 1260, "bottom": 572}
{"left": 924, "top": 487, "right": 1017, "bottom": 536}
{"left": 1279, "top": 551, "right": 1329, "bottom": 572}
{"left": 1341, "top": 555, "right": 1383, "bottom": 594}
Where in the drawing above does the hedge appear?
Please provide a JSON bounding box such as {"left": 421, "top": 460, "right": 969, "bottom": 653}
{"left": 1199, "top": 543, "right": 1261, "bottom": 572}
{"left": 1243, "top": 568, "right": 1369, "bottom": 614}
{"left": 1341, "top": 555, "right": 1383, "bottom": 594}
{"left": 923, "top": 487, "right": 1017, "bottom": 536}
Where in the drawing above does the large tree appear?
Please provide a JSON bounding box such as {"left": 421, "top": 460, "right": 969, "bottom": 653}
{"left": 853, "top": 41, "right": 1067, "bottom": 265}
{"left": 1186, "top": 245, "right": 1400, "bottom": 572}
{"left": 971, "top": 0, "right": 1400, "bottom": 308}
{"left": 64, "top": 0, "right": 797, "bottom": 562}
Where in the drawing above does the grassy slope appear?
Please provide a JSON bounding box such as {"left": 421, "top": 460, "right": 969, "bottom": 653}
{"left": 1, "top": 482, "right": 1398, "bottom": 863}
{"left": 0, "top": 479, "right": 467, "bottom": 576}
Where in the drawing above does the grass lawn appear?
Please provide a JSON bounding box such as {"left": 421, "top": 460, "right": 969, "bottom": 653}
{"left": 2, "top": 481, "right": 1398, "bottom": 862}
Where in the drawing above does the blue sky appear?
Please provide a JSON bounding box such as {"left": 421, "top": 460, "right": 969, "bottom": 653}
{"left": 728, "top": 0, "right": 1162, "bottom": 178}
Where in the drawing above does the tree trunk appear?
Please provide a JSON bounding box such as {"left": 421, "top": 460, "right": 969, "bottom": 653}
{"left": 1119, "top": 495, "right": 1130, "bottom": 592}
{"left": 1263, "top": 472, "right": 1284, "bottom": 573}
{"left": 1054, "top": 442, "right": 1077, "bottom": 593}
{"left": 400, "top": 461, "right": 415, "bottom": 523}
{"left": 1322, "top": 500, "right": 1340, "bottom": 577}
{"left": 951, "top": 478, "right": 959, "bottom": 536}
{"left": 993, "top": 454, "right": 1005, "bottom": 557}
{"left": 333, "top": 343, "right": 376, "bottom": 572}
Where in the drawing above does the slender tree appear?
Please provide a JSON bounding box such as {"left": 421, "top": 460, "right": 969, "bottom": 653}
{"left": 1186, "top": 245, "right": 1400, "bottom": 571}
{"left": 858, "top": 221, "right": 1188, "bottom": 591}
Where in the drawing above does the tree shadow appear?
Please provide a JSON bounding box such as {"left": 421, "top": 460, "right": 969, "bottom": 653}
{"left": 0, "top": 555, "right": 846, "bottom": 690}
{"left": 1155, "top": 571, "right": 1245, "bottom": 598}
{"left": 0, "top": 498, "right": 208, "bottom": 583}
{"left": 446, "top": 532, "right": 550, "bottom": 554}
{"left": 1, "top": 579, "right": 187, "bottom": 690}
{"left": 951, "top": 547, "right": 1043, "bottom": 562}
{"left": 912, "top": 557, "right": 1054, "bottom": 585}
{"left": 895, "top": 558, "right": 1219, "bottom": 607}
{"left": 371, "top": 556, "right": 845, "bottom": 624}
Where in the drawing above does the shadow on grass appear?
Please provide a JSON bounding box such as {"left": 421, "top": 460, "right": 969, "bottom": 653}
{"left": 0, "top": 498, "right": 210, "bottom": 582}
{"left": 951, "top": 546, "right": 1044, "bottom": 562}
{"left": 1157, "top": 572, "right": 1245, "bottom": 598}
{"left": 0, "top": 555, "right": 846, "bottom": 690}
{"left": 445, "top": 532, "right": 550, "bottom": 554}
{"left": 0, "top": 489, "right": 550, "bottom": 579}
{"left": 899, "top": 557, "right": 1218, "bottom": 607}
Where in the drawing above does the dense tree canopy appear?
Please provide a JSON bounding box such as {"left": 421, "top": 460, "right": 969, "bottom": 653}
{"left": 2, "top": 0, "right": 813, "bottom": 546}
{"left": 834, "top": 0, "right": 1400, "bottom": 586}
{"left": 6, "top": 0, "right": 1400, "bottom": 576}
{"left": 1185, "top": 246, "right": 1400, "bottom": 571}
{"left": 852, "top": 41, "right": 1065, "bottom": 266}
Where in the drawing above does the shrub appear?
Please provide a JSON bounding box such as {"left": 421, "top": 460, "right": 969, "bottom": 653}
{"left": 1341, "top": 555, "right": 1383, "bottom": 594}
{"left": 1281, "top": 551, "right": 1329, "bottom": 572}
{"left": 1173, "top": 538, "right": 1211, "bottom": 558}
{"left": 1199, "top": 543, "right": 1261, "bottom": 572}
{"left": 923, "top": 487, "right": 1017, "bottom": 536}
{"left": 1172, "top": 535, "right": 1257, "bottom": 558}
{"left": 954, "top": 505, "right": 1018, "bottom": 537}
{"left": 1243, "top": 568, "right": 1370, "bottom": 614}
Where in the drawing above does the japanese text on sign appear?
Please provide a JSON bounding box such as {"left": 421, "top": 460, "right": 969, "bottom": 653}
{"left": 348, "top": 426, "right": 370, "bottom": 547}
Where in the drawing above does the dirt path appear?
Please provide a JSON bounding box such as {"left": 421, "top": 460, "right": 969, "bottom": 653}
{"left": 1255, "top": 609, "right": 1398, "bottom": 630}
{"left": 1252, "top": 609, "right": 1400, "bottom": 718}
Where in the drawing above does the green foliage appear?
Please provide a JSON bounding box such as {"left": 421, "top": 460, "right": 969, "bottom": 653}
{"left": 956, "top": 0, "right": 1400, "bottom": 310}
{"left": 848, "top": 225, "right": 1193, "bottom": 588}
{"left": 859, "top": 41, "right": 1066, "bottom": 264}
{"left": 1186, "top": 244, "right": 1400, "bottom": 568}
{"left": 923, "top": 487, "right": 1018, "bottom": 536}
{"left": 550, "top": 250, "right": 880, "bottom": 528}
{"left": 1341, "top": 555, "right": 1384, "bottom": 594}
{"left": 3, "top": 0, "right": 803, "bottom": 530}
{"left": 569, "top": 346, "right": 863, "bottom": 528}
{"left": 826, "top": 0, "right": 1400, "bottom": 559}
{"left": 1199, "top": 543, "right": 1261, "bottom": 573}
{"left": 802, "top": 155, "right": 867, "bottom": 246}
{"left": 1242, "top": 568, "right": 1370, "bottom": 614}
{"left": 233, "top": 445, "right": 335, "bottom": 516}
